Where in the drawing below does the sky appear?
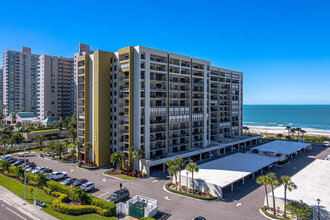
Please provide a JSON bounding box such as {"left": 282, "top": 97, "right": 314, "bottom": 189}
{"left": 0, "top": 0, "right": 330, "bottom": 105}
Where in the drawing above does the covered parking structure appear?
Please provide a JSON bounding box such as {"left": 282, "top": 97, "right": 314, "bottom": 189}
{"left": 267, "top": 159, "right": 330, "bottom": 220}
{"left": 250, "top": 140, "right": 312, "bottom": 161}
{"left": 178, "top": 153, "right": 279, "bottom": 198}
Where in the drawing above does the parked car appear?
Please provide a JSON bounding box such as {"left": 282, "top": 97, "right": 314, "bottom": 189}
{"left": 0, "top": 155, "right": 13, "bottom": 162}
{"left": 193, "top": 217, "right": 206, "bottom": 220}
{"left": 62, "top": 178, "right": 77, "bottom": 186}
{"left": 23, "top": 163, "right": 36, "bottom": 170}
{"left": 44, "top": 152, "right": 52, "bottom": 157}
{"left": 325, "top": 155, "right": 330, "bottom": 161}
{"left": 106, "top": 188, "right": 130, "bottom": 203}
{"left": 323, "top": 141, "right": 330, "bottom": 147}
{"left": 70, "top": 179, "right": 88, "bottom": 188}
{"left": 80, "top": 182, "right": 95, "bottom": 192}
{"left": 46, "top": 172, "right": 67, "bottom": 180}
{"left": 8, "top": 158, "right": 18, "bottom": 164}
{"left": 32, "top": 167, "right": 51, "bottom": 175}
{"left": 12, "top": 159, "right": 25, "bottom": 166}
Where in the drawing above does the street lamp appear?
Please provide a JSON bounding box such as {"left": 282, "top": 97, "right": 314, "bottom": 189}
{"left": 317, "top": 198, "right": 321, "bottom": 220}
{"left": 186, "top": 171, "right": 188, "bottom": 192}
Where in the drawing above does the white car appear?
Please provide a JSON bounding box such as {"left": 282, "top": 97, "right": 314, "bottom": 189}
{"left": 0, "top": 155, "right": 13, "bottom": 162}
{"left": 31, "top": 167, "right": 47, "bottom": 174}
{"left": 80, "top": 182, "right": 95, "bottom": 192}
{"left": 46, "top": 172, "right": 68, "bottom": 180}
{"left": 325, "top": 155, "right": 330, "bottom": 161}
{"left": 323, "top": 141, "right": 330, "bottom": 147}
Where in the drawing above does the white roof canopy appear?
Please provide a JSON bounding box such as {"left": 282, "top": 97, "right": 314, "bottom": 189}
{"left": 251, "top": 140, "right": 311, "bottom": 155}
{"left": 181, "top": 153, "right": 279, "bottom": 188}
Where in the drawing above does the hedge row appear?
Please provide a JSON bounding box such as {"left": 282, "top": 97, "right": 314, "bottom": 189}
{"left": 52, "top": 192, "right": 110, "bottom": 216}
{"left": 47, "top": 181, "right": 115, "bottom": 216}
{"left": 140, "top": 218, "right": 156, "bottom": 220}
{"left": 165, "top": 183, "right": 218, "bottom": 200}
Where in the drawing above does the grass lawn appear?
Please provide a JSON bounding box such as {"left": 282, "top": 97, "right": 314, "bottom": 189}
{"left": 104, "top": 172, "right": 137, "bottom": 181}
{"left": 0, "top": 174, "right": 117, "bottom": 220}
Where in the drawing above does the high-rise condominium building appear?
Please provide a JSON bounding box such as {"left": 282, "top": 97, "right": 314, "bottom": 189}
{"left": 77, "top": 46, "right": 259, "bottom": 173}
{"left": 2, "top": 47, "right": 39, "bottom": 115}
{"left": 2, "top": 47, "right": 75, "bottom": 121}
{"left": 0, "top": 68, "right": 3, "bottom": 114}
{"left": 37, "top": 55, "right": 75, "bottom": 120}
{"left": 74, "top": 44, "right": 94, "bottom": 114}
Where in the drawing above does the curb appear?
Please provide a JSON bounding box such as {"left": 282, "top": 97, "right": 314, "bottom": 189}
{"left": 259, "top": 208, "right": 284, "bottom": 220}
{"left": 162, "top": 185, "right": 219, "bottom": 202}
{"left": 102, "top": 172, "right": 141, "bottom": 182}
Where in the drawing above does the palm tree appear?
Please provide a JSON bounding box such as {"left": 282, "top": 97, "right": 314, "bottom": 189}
{"left": 46, "top": 109, "right": 52, "bottom": 119}
{"left": 35, "top": 173, "right": 47, "bottom": 187}
{"left": 110, "top": 152, "right": 124, "bottom": 170}
{"left": 266, "top": 172, "right": 280, "bottom": 215}
{"left": 35, "top": 135, "right": 46, "bottom": 149}
{"left": 256, "top": 175, "right": 270, "bottom": 210}
{"left": 132, "top": 149, "right": 145, "bottom": 172}
{"left": 290, "top": 128, "right": 296, "bottom": 140}
{"left": 68, "top": 128, "right": 77, "bottom": 143}
{"left": 128, "top": 146, "right": 135, "bottom": 170}
{"left": 55, "top": 142, "right": 67, "bottom": 160}
{"left": 15, "top": 122, "right": 22, "bottom": 131}
{"left": 173, "top": 158, "right": 186, "bottom": 187}
{"left": 285, "top": 126, "right": 291, "bottom": 137}
{"left": 279, "top": 176, "right": 297, "bottom": 216}
{"left": 1, "top": 160, "right": 10, "bottom": 172}
{"left": 83, "top": 142, "right": 92, "bottom": 163}
{"left": 48, "top": 140, "right": 56, "bottom": 158}
{"left": 167, "top": 165, "right": 180, "bottom": 189}
{"left": 185, "top": 162, "right": 199, "bottom": 194}
{"left": 75, "top": 141, "right": 83, "bottom": 159}
{"left": 301, "top": 130, "right": 306, "bottom": 139}
{"left": 72, "top": 187, "right": 85, "bottom": 204}
{"left": 276, "top": 134, "right": 283, "bottom": 140}
{"left": 296, "top": 127, "right": 301, "bottom": 139}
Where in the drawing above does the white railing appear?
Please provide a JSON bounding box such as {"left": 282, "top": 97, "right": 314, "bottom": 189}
{"left": 116, "top": 202, "right": 128, "bottom": 216}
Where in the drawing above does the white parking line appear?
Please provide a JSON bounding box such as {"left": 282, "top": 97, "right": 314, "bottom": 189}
{"left": 97, "top": 191, "right": 111, "bottom": 197}
{"left": 6, "top": 207, "right": 27, "bottom": 220}
{"left": 152, "top": 180, "right": 158, "bottom": 183}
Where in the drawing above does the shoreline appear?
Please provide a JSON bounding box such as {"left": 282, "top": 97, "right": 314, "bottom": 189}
{"left": 244, "top": 125, "right": 330, "bottom": 137}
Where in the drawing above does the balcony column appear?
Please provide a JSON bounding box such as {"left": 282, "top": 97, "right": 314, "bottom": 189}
{"left": 200, "top": 154, "right": 202, "bottom": 161}
{"left": 163, "top": 163, "right": 166, "bottom": 172}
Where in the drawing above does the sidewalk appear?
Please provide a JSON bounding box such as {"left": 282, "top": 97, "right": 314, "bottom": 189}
{"left": 0, "top": 185, "right": 57, "bottom": 220}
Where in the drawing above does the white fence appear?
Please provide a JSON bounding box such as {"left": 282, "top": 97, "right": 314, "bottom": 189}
{"left": 116, "top": 202, "right": 128, "bottom": 216}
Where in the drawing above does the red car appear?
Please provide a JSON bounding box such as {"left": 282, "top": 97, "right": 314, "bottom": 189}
{"left": 70, "top": 179, "right": 88, "bottom": 188}
{"left": 8, "top": 158, "right": 18, "bottom": 164}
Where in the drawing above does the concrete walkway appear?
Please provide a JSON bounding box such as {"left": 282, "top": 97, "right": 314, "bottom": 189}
{"left": 0, "top": 185, "right": 57, "bottom": 220}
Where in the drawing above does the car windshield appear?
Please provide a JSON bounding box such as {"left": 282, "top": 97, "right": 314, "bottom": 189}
{"left": 110, "top": 194, "right": 118, "bottom": 199}
{"left": 81, "top": 184, "right": 86, "bottom": 188}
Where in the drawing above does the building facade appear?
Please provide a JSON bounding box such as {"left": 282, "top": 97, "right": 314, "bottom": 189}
{"left": 37, "top": 55, "right": 75, "bottom": 120}
{"left": 2, "top": 47, "right": 40, "bottom": 115}
{"left": 77, "top": 46, "right": 248, "bottom": 172}
{"left": 2, "top": 47, "right": 75, "bottom": 121}
{"left": 0, "top": 67, "right": 3, "bottom": 114}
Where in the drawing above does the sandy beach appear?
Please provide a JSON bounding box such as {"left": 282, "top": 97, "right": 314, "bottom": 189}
{"left": 245, "top": 125, "right": 330, "bottom": 137}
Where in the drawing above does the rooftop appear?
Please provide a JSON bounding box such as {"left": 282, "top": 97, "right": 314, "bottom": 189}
{"left": 271, "top": 159, "right": 330, "bottom": 213}
{"left": 181, "top": 152, "right": 279, "bottom": 188}
{"left": 251, "top": 140, "right": 311, "bottom": 155}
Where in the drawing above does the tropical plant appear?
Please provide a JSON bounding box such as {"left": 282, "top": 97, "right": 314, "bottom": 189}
{"left": 128, "top": 147, "right": 135, "bottom": 170}
{"left": 110, "top": 152, "right": 124, "bottom": 169}
{"left": 173, "top": 158, "right": 186, "bottom": 187}
{"left": 266, "top": 172, "right": 280, "bottom": 215}
{"left": 276, "top": 133, "right": 283, "bottom": 140}
{"left": 301, "top": 130, "right": 306, "bottom": 138}
{"left": 35, "top": 173, "right": 47, "bottom": 187}
{"left": 296, "top": 127, "right": 301, "bottom": 139}
{"left": 285, "top": 200, "right": 312, "bottom": 220}
{"left": 83, "top": 142, "right": 92, "bottom": 163}
{"left": 286, "top": 126, "right": 291, "bottom": 137}
{"left": 279, "top": 176, "right": 297, "bottom": 215}
{"left": 185, "top": 162, "right": 199, "bottom": 194}
{"left": 46, "top": 109, "right": 52, "bottom": 118}
{"left": 291, "top": 128, "right": 296, "bottom": 140}
{"left": 72, "top": 187, "right": 85, "bottom": 204}
{"left": 132, "top": 148, "right": 145, "bottom": 171}
{"left": 256, "top": 175, "right": 270, "bottom": 210}
{"left": 1, "top": 160, "right": 10, "bottom": 172}
{"left": 55, "top": 142, "right": 67, "bottom": 160}
{"left": 68, "top": 128, "right": 77, "bottom": 143}
{"left": 35, "top": 135, "right": 46, "bottom": 149}
{"left": 167, "top": 165, "right": 180, "bottom": 189}
{"left": 243, "top": 126, "right": 249, "bottom": 134}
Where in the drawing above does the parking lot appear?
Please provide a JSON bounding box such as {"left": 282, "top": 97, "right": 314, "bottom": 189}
{"left": 8, "top": 143, "right": 330, "bottom": 220}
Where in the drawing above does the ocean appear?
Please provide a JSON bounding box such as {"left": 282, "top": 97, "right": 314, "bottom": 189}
{"left": 243, "top": 105, "right": 330, "bottom": 131}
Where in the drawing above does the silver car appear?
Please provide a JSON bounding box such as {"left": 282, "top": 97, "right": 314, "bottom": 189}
{"left": 80, "top": 182, "right": 95, "bottom": 192}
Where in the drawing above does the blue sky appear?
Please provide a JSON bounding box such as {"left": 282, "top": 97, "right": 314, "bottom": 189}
{"left": 1, "top": 0, "right": 330, "bottom": 104}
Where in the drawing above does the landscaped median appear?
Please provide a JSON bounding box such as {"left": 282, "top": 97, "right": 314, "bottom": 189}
{"left": 0, "top": 161, "right": 117, "bottom": 220}
{"left": 165, "top": 183, "right": 218, "bottom": 200}
{"left": 103, "top": 168, "right": 147, "bottom": 181}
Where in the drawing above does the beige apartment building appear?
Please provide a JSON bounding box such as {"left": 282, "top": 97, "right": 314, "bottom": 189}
{"left": 77, "top": 45, "right": 261, "bottom": 173}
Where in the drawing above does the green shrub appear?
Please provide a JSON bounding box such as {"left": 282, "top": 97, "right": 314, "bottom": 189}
{"left": 4, "top": 171, "right": 18, "bottom": 178}
{"left": 9, "top": 166, "right": 19, "bottom": 175}
{"left": 165, "top": 183, "right": 217, "bottom": 200}
{"left": 140, "top": 218, "right": 155, "bottom": 220}
{"left": 28, "top": 181, "right": 38, "bottom": 187}
{"left": 261, "top": 206, "right": 280, "bottom": 219}
{"left": 51, "top": 191, "right": 63, "bottom": 197}
{"left": 44, "top": 186, "right": 52, "bottom": 195}
{"left": 119, "top": 170, "right": 124, "bottom": 174}
{"left": 110, "top": 168, "right": 115, "bottom": 171}
{"left": 30, "top": 129, "right": 60, "bottom": 134}
{"left": 141, "top": 172, "right": 147, "bottom": 177}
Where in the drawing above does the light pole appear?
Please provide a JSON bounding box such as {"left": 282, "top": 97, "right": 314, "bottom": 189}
{"left": 24, "top": 148, "right": 27, "bottom": 201}
{"left": 186, "top": 171, "right": 188, "bottom": 192}
{"left": 317, "top": 198, "right": 320, "bottom": 220}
